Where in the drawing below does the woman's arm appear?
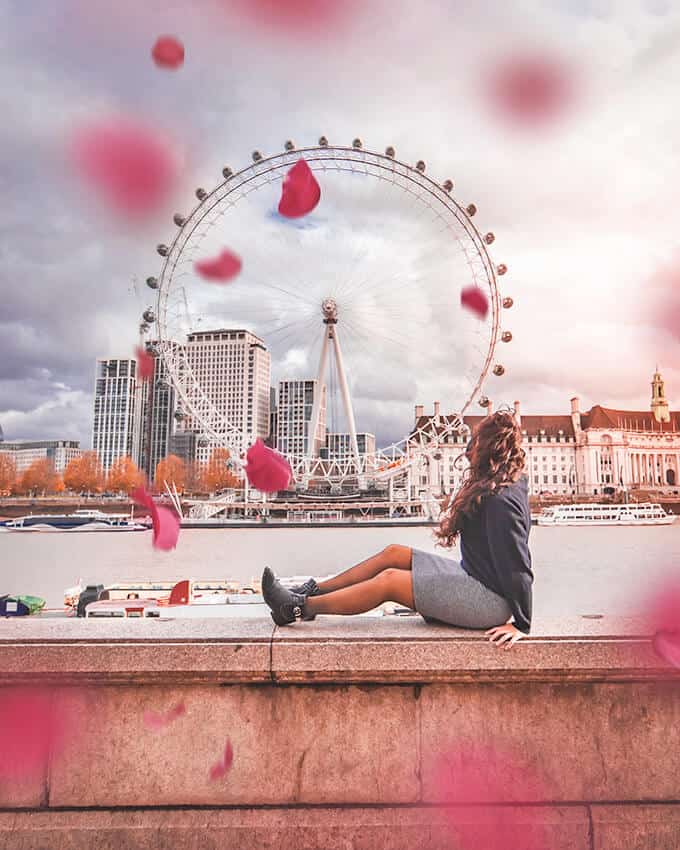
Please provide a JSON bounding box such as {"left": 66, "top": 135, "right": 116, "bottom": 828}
{"left": 485, "top": 493, "right": 533, "bottom": 634}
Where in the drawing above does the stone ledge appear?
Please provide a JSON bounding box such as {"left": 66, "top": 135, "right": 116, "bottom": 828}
{"left": 0, "top": 616, "right": 676, "bottom": 685}
{"left": 0, "top": 805, "right": 591, "bottom": 850}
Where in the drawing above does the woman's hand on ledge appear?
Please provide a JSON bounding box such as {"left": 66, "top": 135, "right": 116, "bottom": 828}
{"left": 485, "top": 623, "right": 525, "bottom": 650}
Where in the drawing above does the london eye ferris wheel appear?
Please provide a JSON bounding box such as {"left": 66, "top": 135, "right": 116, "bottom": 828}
{"left": 141, "top": 137, "right": 514, "bottom": 489}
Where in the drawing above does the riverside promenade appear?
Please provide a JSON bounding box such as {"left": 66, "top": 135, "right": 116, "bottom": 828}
{"left": 1, "top": 614, "right": 679, "bottom": 849}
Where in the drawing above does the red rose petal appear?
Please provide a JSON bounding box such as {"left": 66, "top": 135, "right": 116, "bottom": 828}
{"left": 70, "top": 118, "right": 180, "bottom": 219}
{"left": 229, "top": 0, "right": 355, "bottom": 34}
{"left": 245, "top": 439, "right": 292, "bottom": 493}
{"left": 132, "top": 486, "right": 180, "bottom": 550}
{"left": 0, "top": 687, "right": 71, "bottom": 780}
{"left": 278, "top": 159, "right": 321, "bottom": 219}
{"left": 135, "top": 346, "right": 155, "bottom": 381}
{"left": 195, "top": 249, "right": 242, "bottom": 282}
{"left": 209, "top": 738, "right": 234, "bottom": 781}
{"left": 152, "top": 35, "right": 185, "bottom": 69}
{"left": 144, "top": 702, "right": 187, "bottom": 730}
{"left": 486, "top": 54, "right": 573, "bottom": 126}
{"left": 461, "top": 286, "right": 489, "bottom": 320}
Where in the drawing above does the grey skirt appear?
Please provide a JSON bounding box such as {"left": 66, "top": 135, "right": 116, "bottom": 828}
{"left": 411, "top": 547, "right": 512, "bottom": 629}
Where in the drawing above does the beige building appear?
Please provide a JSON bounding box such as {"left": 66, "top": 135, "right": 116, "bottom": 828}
{"left": 0, "top": 439, "right": 82, "bottom": 476}
{"left": 413, "top": 369, "right": 680, "bottom": 498}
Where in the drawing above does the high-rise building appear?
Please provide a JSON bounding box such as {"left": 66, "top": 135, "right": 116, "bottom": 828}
{"left": 276, "top": 379, "right": 326, "bottom": 457}
{"left": 323, "top": 432, "right": 376, "bottom": 466}
{"left": 0, "top": 440, "right": 82, "bottom": 475}
{"left": 92, "top": 358, "right": 142, "bottom": 471}
{"left": 138, "top": 345, "right": 175, "bottom": 479}
{"left": 269, "top": 386, "right": 278, "bottom": 448}
{"left": 184, "top": 329, "right": 271, "bottom": 461}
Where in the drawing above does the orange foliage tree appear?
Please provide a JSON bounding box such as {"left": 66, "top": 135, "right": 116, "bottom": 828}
{"left": 63, "top": 451, "right": 104, "bottom": 494}
{"left": 155, "top": 455, "right": 186, "bottom": 492}
{"left": 17, "top": 459, "right": 59, "bottom": 495}
{"left": 0, "top": 453, "right": 17, "bottom": 494}
{"left": 199, "top": 448, "right": 241, "bottom": 493}
{"left": 107, "top": 456, "right": 145, "bottom": 494}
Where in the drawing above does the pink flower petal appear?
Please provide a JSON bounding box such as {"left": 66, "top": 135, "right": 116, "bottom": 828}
{"left": 278, "top": 159, "right": 321, "bottom": 219}
{"left": 209, "top": 738, "right": 234, "bottom": 781}
{"left": 195, "top": 249, "right": 242, "bottom": 282}
{"left": 135, "top": 346, "right": 155, "bottom": 381}
{"left": 151, "top": 35, "right": 185, "bottom": 69}
{"left": 229, "top": 0, "right": 355, "bottom": 34}
{"left": 70, "top": 117, "right": 180, "bottom": 219}
{"left": 144, "top": 702, "right": 186, "bottom": 730}
{"left": 486, "top": 54, "right": 573, "bottom": 127}
{"left": 0, "top": 687, "right": 71, "bottom": 780}
{"left": 653, "top": 631, "right": 680, "bottom": 668}
{"left": 245, "top": 439, "right": 292, "bottom": 493}
{"left": 132, "top": 486, "right": 180, "bottom": 550}
{"left": 461, "top": 286, "right": 489, "bottom": 319}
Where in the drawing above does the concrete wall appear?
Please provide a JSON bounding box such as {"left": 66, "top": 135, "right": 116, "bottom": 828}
{"left": 1, "top": 616, "right": 679, "bottom": 849}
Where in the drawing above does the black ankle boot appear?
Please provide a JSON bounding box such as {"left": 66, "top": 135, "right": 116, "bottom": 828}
{"left": 262, "top": 567, "right": 308, "bottom": 626}
{"left": 289, "top": 578, "right": 320, "bottom": 620}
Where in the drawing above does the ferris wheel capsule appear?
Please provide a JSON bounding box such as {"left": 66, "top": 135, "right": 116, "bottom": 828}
{"left": 502, "top": 297, "right": 514, "bottom": 309}
{"left": 195, "top": 188, "right": 207, "bottom": 201}
{"left": 156, "top": 244, "right": 169, "bottom": 257}
{"left": 284, "top": 140, "right": 295, "bottom": 151}
{"left": 478, "top": 395, "right": 490, "bottom": 408}
{"left": 146, "top": 276, "right": 159, "bottom": 289}
{"left": 416, "top": 160, "right": 426, "bottom": 172}
{"left": 466, "top": 204, "right": 477, "bottom": 216}
{"left": 174, "top": 409, "right": 185, "bottom": 422}
{"left": 143, "top": 308, "right": 156, "bottom": 324}
{"left": 484, "top": 232, "right": 495, "bottom": 245}
{"left": 319, "top": 135, "right": 329, "bottom": 147}
{"left": 501, "top": 331, "right": 513, "bottom": 343}
{"left": 139, "top": 322, "right": 149, "bottom": 335}
{"left": 497, "top": 263, "right": 507, "bottom": 275}
{"left": 173, "top": 213, "right": 186, "bottom": 227}
{"left": 385, "top": 146, "right": 395, "bottom": 157}
{"left": 222, "top": 166, "right": 233, "bottom": 178}
{"left": 443, "top": 179, "right": 453, "bottom": 192}
{"left": 252, "top": 150, "right": 263, "bottom": 162}
{"left": 493, "top": 364, "right": 505, "bottom": 376}
{"left": 352, "top": 138, "right": 362, "bottom": 149}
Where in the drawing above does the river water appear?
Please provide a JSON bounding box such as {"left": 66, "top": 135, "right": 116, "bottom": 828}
{"left": 2, "top": 524, "right": 680, "bottom": 616}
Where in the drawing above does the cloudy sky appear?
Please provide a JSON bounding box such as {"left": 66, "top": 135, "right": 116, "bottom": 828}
{"left": 1, "top": 0, "right": 678, "bottom": 450}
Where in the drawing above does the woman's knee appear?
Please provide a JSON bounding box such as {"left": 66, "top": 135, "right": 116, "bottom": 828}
{"left": 374, "top": 567, "right": 403, "bottom": 586}
{"left": 381, "top": 544, "right": 412, "bottom": 568}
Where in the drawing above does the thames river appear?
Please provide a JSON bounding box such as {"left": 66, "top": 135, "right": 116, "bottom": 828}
{"left": 2, "top": 523, "right": 680, "bottom": 616}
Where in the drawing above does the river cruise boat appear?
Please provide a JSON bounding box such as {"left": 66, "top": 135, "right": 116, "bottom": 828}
{"left": 1, "top": 510, "right": 147, "bottom": 532}
{"left": 537, "top": 503, "right": 675, "bottom": 526}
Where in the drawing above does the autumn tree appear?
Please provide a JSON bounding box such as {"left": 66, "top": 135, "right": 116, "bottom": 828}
{"left": 17, "top": 459, "right": 59, "bottom": 495}
{"left": 154, "top": 454, "right": 186, "bottom": 492}
{"left": 199, "top": 447, "right": 241, "bottom": 493}
{"left": 107, "top": 456, "right": 145, "bottom": 494}
{"left": 0, "top": 453, "right": 17, "bottom": 495}
{"left": 63, "top": 451, "right": 104, "bottom": 494}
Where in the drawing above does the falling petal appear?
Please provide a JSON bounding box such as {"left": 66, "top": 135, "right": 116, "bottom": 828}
{"left": 0, "top": 687, "right": 70, "bottom": 780}
{"left": 486, "top": 53, "right": 573, "bottom": 127}
{"left": 278, "top": 159, "right": 321, "bottom": 219}
{"left": 135, "top": 346, "right": 155, "bottom": 381}
{"left": 151, "top": 35, "right": 185, "bottom": 69}
{"left": 195, "top": 249, "right": 242, "bottom": 282}
{"left": 144, "top": 702, "right": 187, "bottom": 730}
{"left": 70, "top": 117, "right": 180, "bottom": 219}
{"left": 132, "top": 486, "right": 180, "bottom": 550}
{"left": 245, "top": 439, "right": 292, "bottom": 493}
{"left": 653, "top": 631, "right": 680, "bottom": 668}
{"left": 461, "top": 286, "right": 489, "bottom": 320}
{"left": 228, "top": 0, "right": 355, "bottom": 35}
{"left": 209, "top": 738, "right": 234, "bottom": 781}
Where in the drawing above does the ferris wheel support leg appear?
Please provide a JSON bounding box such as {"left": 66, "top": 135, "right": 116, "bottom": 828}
{"left": 309, "top": 328, "right": 331, "bottom": 459}
{"left": 331, "top": 326, "right": 363, "bottom": 480}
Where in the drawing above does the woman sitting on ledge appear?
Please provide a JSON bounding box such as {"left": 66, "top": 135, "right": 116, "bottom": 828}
{"left": 262, "top": 410, "right": 533, "bottom": 650}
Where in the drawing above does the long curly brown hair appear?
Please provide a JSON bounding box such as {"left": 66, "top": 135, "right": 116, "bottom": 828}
{"left": 435, "top": 410, "right": 525, "bottom": 548}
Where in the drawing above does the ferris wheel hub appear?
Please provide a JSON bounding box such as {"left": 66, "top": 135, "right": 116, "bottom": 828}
{"left": 321, "top": 297, "right": 338, "bottom": 325}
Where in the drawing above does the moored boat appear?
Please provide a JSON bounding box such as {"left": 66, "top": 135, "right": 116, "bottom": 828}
{"left": 1, "top": 510, "right": 147, "bottom": 532}
{"left": 537, "top": 502, "right": 675, "bottom": 526}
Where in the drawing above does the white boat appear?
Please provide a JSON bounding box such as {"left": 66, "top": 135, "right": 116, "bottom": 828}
{"left": 1, "top": 509, "right": 147, "bottom": 532}
{"left": 537, "top": 502, "right": 675, "bottom": 526}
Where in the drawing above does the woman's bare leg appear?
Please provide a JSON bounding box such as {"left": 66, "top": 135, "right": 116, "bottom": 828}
{"left": 306, "top": 568, "right": 415, "bottom": 616}
{"left": 315, "top": 544, "right": 412, "bottom": 594}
